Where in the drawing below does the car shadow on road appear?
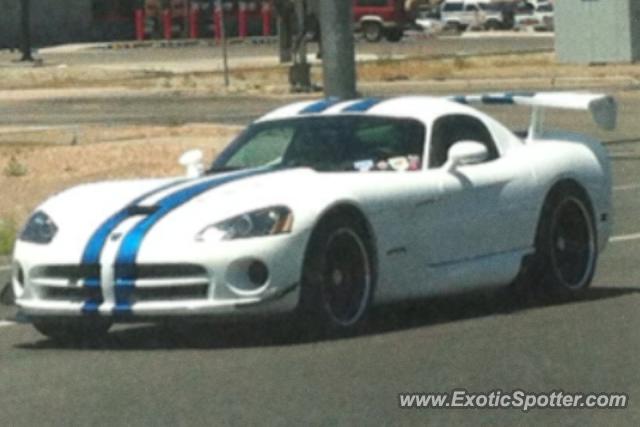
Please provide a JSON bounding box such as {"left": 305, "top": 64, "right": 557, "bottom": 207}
{"left": 16, "top": 285, "right": 640, "bottom": 351}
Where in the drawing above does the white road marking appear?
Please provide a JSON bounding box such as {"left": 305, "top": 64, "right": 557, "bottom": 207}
{"left": 0, "top": 320, "right": 17, "bottom": 328}
{"left": 614, "top": 183, "right": 640, "bottom": 192}
{"left": 610, "top": 232, "right": 640, "bottom": 243}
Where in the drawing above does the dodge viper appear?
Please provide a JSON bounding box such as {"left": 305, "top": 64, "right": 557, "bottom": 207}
{"left": 11, "top": 92, "right": 616, "bottom": 341}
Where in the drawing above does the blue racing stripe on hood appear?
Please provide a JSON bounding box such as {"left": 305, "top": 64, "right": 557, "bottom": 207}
{"left": 112, "top": 168, "right": 270, "bottom": 314}
{"left": 80, "top": 179, "right": 186, "bottom": 314}
{"left": 81, "top": 180, "right": 186, "bottom": 266}
{"left": 299, "top": 98, "right": 341, "bottom": 114}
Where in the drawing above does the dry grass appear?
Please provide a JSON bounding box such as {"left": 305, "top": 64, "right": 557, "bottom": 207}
{"left": 5, "top": 52, "right": 640, "bottom": 95}
{"left": 0, "top": 124, "right": 241, "bottom": 231}
{"left": 0, "top": 218, "right": 16, "bottom": 255}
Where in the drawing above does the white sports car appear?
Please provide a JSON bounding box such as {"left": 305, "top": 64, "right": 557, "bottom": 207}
{"left": 11, "top": 92, "right": 616, "bottom": 341}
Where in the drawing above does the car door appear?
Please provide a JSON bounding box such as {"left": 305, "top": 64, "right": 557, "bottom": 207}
{"left": 463, "top": 3, "right": 480, "bottom": 27}
{"left": 417, "top": 114, "right": 536, "bottom": 267}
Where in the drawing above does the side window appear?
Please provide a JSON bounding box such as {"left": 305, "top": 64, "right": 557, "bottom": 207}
{"left": 429, "top": 115, "right": 499, "bottom": 168}
{"left": 465, "top": 5, "right": 478, "bottom": 12}
{"left": 443, "top": 3, "right": 464, "bottom": 12}
{"left": 354, "top": 120, "right": 424, "bottom": 159}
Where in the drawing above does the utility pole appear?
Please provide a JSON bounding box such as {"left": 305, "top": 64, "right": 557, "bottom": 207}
{"left": 216, "top": 0, "right": 230, "bottom": 87}
{"left": 19, "top": 0, "right": 33, "bottom": 61}
{"left": 288, "top": 0, "right": 311, "bottom": 92}
{"left": 318, "top": 0, "right": 356, "bottom": 99}
{"left": 274, "top": 0, "right": 294, "bottom": 63}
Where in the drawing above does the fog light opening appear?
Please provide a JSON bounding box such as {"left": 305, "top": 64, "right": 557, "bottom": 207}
{"left": 9, "top": 262, "right": 25, "bottom": 301}
{"left": 14, "top": 263, "right": 24, "bottom": 288}
{"left": 248, "top": 261, "right": 269, "bottom": 287}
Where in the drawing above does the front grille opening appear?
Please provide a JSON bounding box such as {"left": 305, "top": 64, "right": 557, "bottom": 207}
{"left": 134, "top": 264, "right": 208, "bottom": 279}
{"left": 132, "top": 285, "right": 208, "bottom": 302}
{"left": 41, "top": 286, "right": 101, "bottom": 302}
{"left": 35, "top": 265, "right": 100, "bottom": 281}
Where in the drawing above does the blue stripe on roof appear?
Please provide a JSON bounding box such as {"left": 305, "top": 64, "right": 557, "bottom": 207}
{"left": 451, "top": 92, "right": 536, "bottom": 106}
{"left": 342, "top": 98, "right": 383, "bottom": 112}
{"left": 299, "top": 98, "right": 341, "bottom": 114}
{"left": 452, "top": 95, "right": 469, "bottom": 105}
{"left": 481, "top": 94, "right": 515, "bottom": 105}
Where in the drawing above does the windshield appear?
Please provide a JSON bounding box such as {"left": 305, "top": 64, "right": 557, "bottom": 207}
{"left": 479, "top": 4, "right": 502, "bottom": 12}
{"left": 212, "top": 116, "right": 426, "bottom": 173}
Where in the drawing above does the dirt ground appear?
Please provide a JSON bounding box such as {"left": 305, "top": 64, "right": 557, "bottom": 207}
{"left": 0, "top": 124, "right": 240, "bottom": 234}
{"left": 3, "top": 53, "right": 640, "bottom": 94}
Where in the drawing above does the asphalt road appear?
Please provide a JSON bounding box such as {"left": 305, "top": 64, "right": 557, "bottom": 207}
{"left": 20, "top": 34, "right": 553, "bottom": 66}
{"left": 0, "top": 34, "right": 553, "bottom": 129}
{"left": 1, "top": 90, "right": 639, "bottom": 426}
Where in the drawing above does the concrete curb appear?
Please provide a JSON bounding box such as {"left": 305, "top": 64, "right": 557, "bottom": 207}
{"left": 37, "top": 31, "right": 553, "bottom": 54}
{"left": 39, "top": 36, "right": 279, "bottom": 54}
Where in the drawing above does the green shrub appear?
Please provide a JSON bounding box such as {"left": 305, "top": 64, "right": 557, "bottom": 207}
{"left": 3, "top": 156, "right": 28, "bottom": 177}
{"left": 0, "top": 219, "right": 16, "bottom": 256}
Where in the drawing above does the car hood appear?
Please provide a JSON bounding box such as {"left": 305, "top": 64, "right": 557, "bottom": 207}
{"left": 33, "top": 168, "right": 341, "bottom": 258}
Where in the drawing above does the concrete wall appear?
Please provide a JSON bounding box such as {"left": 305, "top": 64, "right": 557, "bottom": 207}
{"left": 630, "top": 0, "right": 640, "bottom": 61}
{"left": 556, "top": 0, "right": 639, "bottom": 64}
{"left": 0, "top": 0, "right": 122, "bottom": 49}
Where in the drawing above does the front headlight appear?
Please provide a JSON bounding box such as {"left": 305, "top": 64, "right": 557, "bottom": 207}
{"left": 20, "top": 211, "right": 58, "bottom": 244}
{"left": 196, "top": 206, "right": 294, "bottom": 241}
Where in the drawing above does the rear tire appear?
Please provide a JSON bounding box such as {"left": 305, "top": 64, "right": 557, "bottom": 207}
{"left": 516, "top": 184, "right": 597, "bottom": 300}
{"left": 298, "top": 214, "right": 375, "bottom": 334}
{"left": 484, "top": 20, "right": 501, "bottom": 31}
{"left": 32, "top": 318, "right": 112, "bottom": 343}
{"left": 443, "top": 21, "right": 464, "bottom": 34}
{"left": 385, "top": 28, "right": 404, "bottom": 42}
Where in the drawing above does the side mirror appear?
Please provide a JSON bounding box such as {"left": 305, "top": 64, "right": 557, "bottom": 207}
{"left": 179, "top": 149, "right": 204, "bottom": 178}
{"left": 444, "top": 141, "right": 489, "bottom": 170}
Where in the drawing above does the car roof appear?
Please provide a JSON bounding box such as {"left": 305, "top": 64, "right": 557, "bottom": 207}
{"left": 255, "top": 96, "right": 483, "bottom": 126}
{"left": 255, "top": 96, "right": 525, "bottom": 154}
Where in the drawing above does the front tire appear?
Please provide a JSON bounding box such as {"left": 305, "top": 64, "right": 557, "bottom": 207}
{"left": 299, "top": 215, "right": 375, "bottom": 333}
{"left": 32, "top": 318, "right": 112, "bottom": 343}
{"left": 362, "top": 21, "right": 383, "bottom": 42}
{"left": 519, "top": 184, "right": 597, "bottom": 299}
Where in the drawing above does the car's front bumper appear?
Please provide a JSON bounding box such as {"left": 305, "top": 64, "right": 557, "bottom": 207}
{"left": 13, "top": 231, "right": 309, "bottom": 321}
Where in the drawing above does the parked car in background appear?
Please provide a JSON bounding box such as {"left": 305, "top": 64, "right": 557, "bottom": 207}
{"left": 414, "top": 7, "right": 445, "bottom": 34}
{"left": 353, "top": 0, "right": 414, "bottom": 42}
{"left": 440, "top": 0, "right": 506, "bottom": 32}
{"left": 515, "top": 1, "right": 554, "bottom": 31}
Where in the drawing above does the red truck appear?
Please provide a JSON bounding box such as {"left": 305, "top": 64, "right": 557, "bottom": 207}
{"left": 353, "top": 0, "right": 413, "bottom": 42}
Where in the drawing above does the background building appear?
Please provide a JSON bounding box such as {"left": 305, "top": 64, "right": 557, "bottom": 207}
{"left": 555, "top": 0, "right": 640, "bottom": 64}
{"left": 0, "top": 0, "right": 136, "bottom": 48}
{"left": 0, "top": 0, "right": 275, "bottom": 49}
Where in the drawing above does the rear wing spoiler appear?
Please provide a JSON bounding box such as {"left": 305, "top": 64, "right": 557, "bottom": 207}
{"left": 449, "top": 92, "right": 617, "bottom": 142}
